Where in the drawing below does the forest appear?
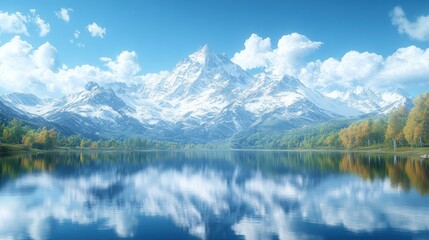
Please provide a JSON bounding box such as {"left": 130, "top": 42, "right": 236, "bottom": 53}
{"left": 233, "top": 92, "right": 429, "bottom": 150}
{"left": 0, "top": 92, "right": 428, "bottom": 151}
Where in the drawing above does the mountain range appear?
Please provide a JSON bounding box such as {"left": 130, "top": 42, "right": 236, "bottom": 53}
{"left": 0, "top": 45, "right": 413, "bottom": 143}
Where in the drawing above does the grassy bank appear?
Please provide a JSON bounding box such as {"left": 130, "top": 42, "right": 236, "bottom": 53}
{"left": 1, "top": 143, "right": 428, "bottom": 159}
{"left": 0, "top": 143, "right": 47, "bottom": 154}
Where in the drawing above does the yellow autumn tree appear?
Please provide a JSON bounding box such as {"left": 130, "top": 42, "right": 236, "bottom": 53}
{"left": 404, "top": 93, "right": 429, "bottom": 147}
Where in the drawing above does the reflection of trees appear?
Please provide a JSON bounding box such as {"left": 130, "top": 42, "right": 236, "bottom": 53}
{"left": 339, "top": 154, "right": 429, "bottom": 195}
{"left": 340, "top": 154, "right": 388, "bottom": 180}
{"left": 387, "top": 159, "right": 411, "bottom": 192}
{"left": 405, "top": 160, "right": 429, "bottom": 194}
{"left": 2, "top": 151, "right": 429, "bottom": 195}
{"left": 0, "top": 155, "right": 56, "bottom": 181}
{"left": 232, "top": 151, "right": 342, "bottom": 174}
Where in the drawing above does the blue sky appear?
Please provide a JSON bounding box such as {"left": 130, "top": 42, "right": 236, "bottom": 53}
{"left": 0, "top": 0, "right": 428, "bottom": 97}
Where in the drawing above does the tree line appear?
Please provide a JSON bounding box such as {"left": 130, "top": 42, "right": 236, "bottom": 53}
{"left": 339, "top": 92, "right": 429, "bottom": 150}
{"left": 0, "top": 118, "right": 220, "bottom": 150}
{"left": 1, "top": 92, "right": 428, "bottom": 151}
{"left": 231, "top": 92, "right": 429, "bottom": 150}
{"left": 1, "top": 119, "right": 57, "bottom": 149}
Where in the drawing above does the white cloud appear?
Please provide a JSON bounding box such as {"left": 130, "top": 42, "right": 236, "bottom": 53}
{"left": 0, "top": 36, "right": 36, "bottom": 92}
{"left": 54, "top": 64, "right": 111, "bottom": 94}
{"left": 100, "top": 51, "right": 141, "bottom": 81}
{"left": 376, "top": 45, "right": 429, "bottom": 85}
{"left": 55, "top": 8, "right": 72, "bottom": 22}
{"left": 87, "top": 22, "right": 106, "bottom": 38}
{"left": 1, "top": 161, "right": 428, "bottom": 240}
{"left": 29, "top": 9, "right": 50, "bottom": 37}
{"left": 34, "top": 16, "right": 50, "bottom": 37}
{"left": 299, "top": 51, "right": 383, "bottom": 89}
{"left": 391, "top": 6, "right": 429, "bottom": 41}
{"left": 299, "top": 46, "right": 429, "bottom": 90}
{"left": 74, "top": 29, "right": 80, "bottom": 39}
{"left": 233, "top": 32, "right": 429, "bottom": 92}
{"left": 0, "top": 36, "right": 141, "bottom": 97}
{"left": 32, "top": 42, "right": 57, "bottom": 70}
{"left": 0, "top": 11, "right": 28, "bottom": 35}
{"left": 70, "top": 30, "right": 84, "bottom": 48}
{"left": 231, "top": 33, "right": 272, "bottom": 70}
{"left": 232, "top": 33, "right": 322, "bottom": 78}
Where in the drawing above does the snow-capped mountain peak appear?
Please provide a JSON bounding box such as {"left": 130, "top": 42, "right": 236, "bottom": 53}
{"left": 188, "top": 44, "right": 213, "bottom": 65}
{"left": 325, "top": 86, "right": 413, "bottom": 114}
{"left": 0, "top": 47, "right": 416, "bottom": 142}
{"left": 2, "top": 93, "right": 43, "bottom": 106}
{"left": 85, "top": 81, "right": 100, "bottom": 91}
{"left": 1, "top": 92, "right": 55, "bottom": 116}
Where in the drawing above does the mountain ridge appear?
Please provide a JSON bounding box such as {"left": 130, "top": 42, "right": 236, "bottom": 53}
{"left": 0, "top": 46, "right": 414, "bottom": 143}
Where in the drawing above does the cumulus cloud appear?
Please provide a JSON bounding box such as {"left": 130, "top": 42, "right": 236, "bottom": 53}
{"left": 55, "top": 8, "right": 72, "bottom": 22}
{"left": 100, "top": 51, "right": 141, "bottom": 81}
{"left": 231, "top": 33, "right": 272, "bottom": 70}
{"left": 377, "top": 45, "right": 429, "bottom": 84}
{"left": 32, "top": 42, "right": 57, "bottom": 70}
{"left": 0, "top": 36, "right": 140, "bottom": 97}
{"left": 299, "top": 51, "right": 383, "bottom": 89}
{"left": 233, "top": 32, "right": 429, "bottom": 92}
{"left": 87, "top": 22, "right": 106, "bottom": 38}
{"left": 232, "top": 33, "right": 322, "bottom": 78}
{"left": 0, "top": 11, "right": 28, "bottom": 35}
{"left": 299, "top": 46, "right": 429, "bottom": 90}
{"left": 391, "top": 6, "right": 429, "bottom": 41}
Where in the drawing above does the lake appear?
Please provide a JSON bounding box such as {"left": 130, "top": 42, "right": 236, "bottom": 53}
{"left": 0, "top": 150, "right": 429, "bottom": 240}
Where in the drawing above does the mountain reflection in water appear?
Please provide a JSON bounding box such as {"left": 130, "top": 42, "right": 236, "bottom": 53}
{"left": 0, "top": 151, "right": 429, "bottom": 240}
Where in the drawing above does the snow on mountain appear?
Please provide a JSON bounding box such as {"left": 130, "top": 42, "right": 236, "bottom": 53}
{"left": 0, "top": 97, "right": 29, "bottom": 121}
{"left": 0, "top": 46, "right": 416, "bottom": 142}
{"left": 1, "top": 93, "right": 56, "bottom": 116}
{"left": 208, "top": 73, "right": 361, "bottom": 136}
{"left": 243, "top": 73, "right": 361, "bottom": 118}
{"left": 48, "top": 81, "right": 131, "bottom": 121}
{"left": 113, "top": 45, "right": 254, "bottom": 139}
{"left": 325, "top": 86, "right": 413, "bottom": 114}
{"left": 44, "top": 82, "right": 146, "bottom": 138}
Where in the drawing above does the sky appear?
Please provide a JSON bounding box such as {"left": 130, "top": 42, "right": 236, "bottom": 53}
{"left": 0, "top": 0, "right": 428, "bottom": 97}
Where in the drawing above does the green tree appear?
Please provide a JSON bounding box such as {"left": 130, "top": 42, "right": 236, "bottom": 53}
{"left": 47, "top": 129, "right": 56, "bottom": 149}
{"left": 2, "top": 119, "right": 26, "bottom": 144}
{"left": 386, "top": 106, "right": 407, "bottom": 151}
{"left": 369, "top": 119, "right": 387, "bottom": 147}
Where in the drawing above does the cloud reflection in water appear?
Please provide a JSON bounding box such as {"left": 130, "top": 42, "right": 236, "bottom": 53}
{"left": 0, "top": 154, "right": 429, "bottom": 240}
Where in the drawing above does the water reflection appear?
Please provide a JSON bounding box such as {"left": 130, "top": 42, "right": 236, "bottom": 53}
{"left": 0, "top": 151, "right": 429, "bottom": 240}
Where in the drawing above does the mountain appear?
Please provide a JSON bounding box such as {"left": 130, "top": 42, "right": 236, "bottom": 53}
{"left": 207, "top": 73, "right": 362, "bottom": 140}
{"left": 0, "top": 98, "right": 29, "bottom": 122}
{"left": 1, "top": 93, "right": 56, "bottom": 116}
{"left": 0, "top": 97, "right": 74, "bottom": 135}
{"left": 44, "top": 82, "right": 146, "bottom": 139}
{"left": 111, "top": 45, "right": 254, "bottom": 141}
{"left": 325, "top": 87, "right": 413, "bottom": 114}
{"left": 0, "top": 46, "right": 415, "bottom": 143}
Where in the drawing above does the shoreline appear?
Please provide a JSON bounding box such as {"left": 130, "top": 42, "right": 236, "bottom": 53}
{"left": 1, "top": 143, "right": 428, "bottom": 159}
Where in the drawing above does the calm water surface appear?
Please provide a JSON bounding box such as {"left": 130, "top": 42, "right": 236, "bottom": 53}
{"left": 1, "top": 151, "right": 429, "bottom": 240}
